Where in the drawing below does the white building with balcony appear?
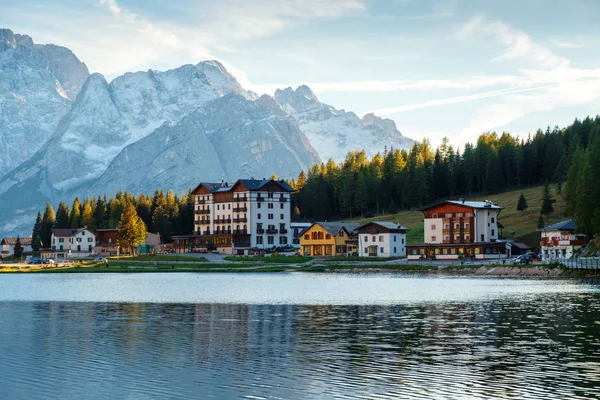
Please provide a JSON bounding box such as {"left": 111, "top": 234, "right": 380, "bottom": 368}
{"left": 173, "top": 179, "right": 294, "bottom": 255}
{"left": 538, "top": 219, "right": 585, "bottom": 261}
{"left": 51, "top": 228, "right": 97, "bottom": 259}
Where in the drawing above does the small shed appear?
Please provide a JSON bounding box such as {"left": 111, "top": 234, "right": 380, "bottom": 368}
{"left": 510, "top": 242, "right": 531, "bottom": 256}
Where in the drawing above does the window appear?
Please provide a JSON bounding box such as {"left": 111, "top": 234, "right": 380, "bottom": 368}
{"left": 59, "top": 238, "right": 64, "bottom": 243}
{"left": 339, "top": 231, "right": 344, "bottom": 238}
{"left": 393, "top": 236, "right": 396, "bottom": 242}
{"left": 257, "top": 213, "right": 261, "bottom": 219}
{"left": 432, "top": 236, "right": 437, "bottom": 242}
{"left": 279, "top": 236, "right": 288, "bottom": 245}
{"left": 402, "top": 238, "right": 405, "bottom": 244}
{"left": 454, "top": 224, "right": 460, "bottom": 229}
{"left": 372, "top": 236, "right": 376, "bottom": 242}
{"left": 456, "top": 213, "right": 463, "bottom": 218}
{"left": 268, "top": 236, "right": 274, "bottom": 244}
{"left": 445, "top": 224, "right": 449, "bottom": 230}
{"left": 491, "top": 217, "right": 495, "bottom": 223}
{"left": 76, "top": 238, "right": 82, "bottom": 242}
{"left": 491, "top": 229, "right": 495, "bottom": 236}
{"left": 445, "top": 213, "right": 452, "bottom": 218}
{"left": 364, "top": 236, "right": 368, "bottom": 242}
{"left": 325, "top": 234, "right": 331, "bottom": 240}
{"left": 257, "top": 236, "right": 263, "bottom": 245}
{"left": 444, "top": 235, "right": 449, "bottom": 242}
{"left": 380, "top": 247, "right": 384, "bottom": 254}
{"left": 52, "top": 238, "right": 55, "bottom": 244}
{"left": 431, "top": 224, "right": 436, "bottom": 230}
{"left": 280, "top": 214, "right": 284, "bottom": 219}
{"left": 88, "top": 238, "right": 93, "bottom": 242}
{"left": 268, "top": 192, "right": 273, "bottom": 199}
{"left": 81, "top": 231, "right": 85, "bottom": 236}
{"left": 280, "top": 203, "right": 284, "bottom": 209}
{"left": 432, "top": 213, "right": 438, "bottom": 218}
{"left": 465, "top": 223, "right": 470, "bottom": 229}
{"left": 258, "top": 203, "right": 261, "bottom": 208}
{"left": 465, "top": 235, "right": 470, "bottom": 241}
{"left": 228, "top": 204, "right": 231, "bottom": 209}
{"left": 443, "top": 248, "right": 448, "bottom": 255}
{"left": 364, "top": 247, "right": 368, "bottom": 254}
{"left": 481, "top": 234, "right": 484, "bottom": 241}
{"left": 379, "top": 236, "right": 383, "bottom": 242}
{"left": 304, "top": 234, "right": 309, "bottom": 240}
{"left": 217, "top": 205, "right": 220, "bottom": 210}
{"left": 268, "top": 214, "right": 273, "bottom": 219}
{"left": 268, "top": 203, "right": 274, "bottom": 209}
{"left": 394, "top": 247, "right": 397, "bottom": 253}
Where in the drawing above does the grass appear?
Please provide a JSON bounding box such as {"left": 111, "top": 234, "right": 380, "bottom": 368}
{"left": 224, "top": 255, "right": 312, "bottom": 264}
{"left": 347, "top": 184, "right": 566, "bottom": 249}
{"left": 320, "top": 256, "right": 403, "bottom": 263}
{"left": 109, "top": 255, "right": 208, "bottom": 262}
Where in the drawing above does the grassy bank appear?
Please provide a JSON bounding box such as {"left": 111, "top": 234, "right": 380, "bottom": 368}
{"left": 109, "top": 255, "right": 208, "bottom": 262}
{"left": 347, "top": 184, "right": 566, "bottom": 248}
{"left": 224, "top": 256, "right": 312, "bottom": 264}
{"left": 320, "top": 256, "right": 402, "bottom": 263}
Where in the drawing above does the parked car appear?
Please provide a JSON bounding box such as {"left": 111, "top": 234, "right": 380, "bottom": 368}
{"left": 28, "top": 258, "right": 42, "bottom": 265}
{"left": 94, "top": 257, "right": 108, "bottom": 263}
{"left": 512, "top": 255, "right": 531, "bottom": 264}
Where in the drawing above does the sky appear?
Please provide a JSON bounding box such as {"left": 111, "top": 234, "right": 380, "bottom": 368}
{"left": 2, "top": 0, "right": 600, "bottom": 147}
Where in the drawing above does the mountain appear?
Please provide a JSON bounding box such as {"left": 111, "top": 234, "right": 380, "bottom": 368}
{"left": 274, "top": 85, "right": 414, "bottom": 161}
{"left": 0, "top": 58, "right": 319, "bottom": 235}
{"left": 0, "top": 29, "right": 89, "bottom": 177}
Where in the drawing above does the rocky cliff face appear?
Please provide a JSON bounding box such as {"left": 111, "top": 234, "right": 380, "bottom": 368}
{"left": 35, "top": 44, "right": 90, "bottom": 100}
{"left": 274, "top": 85, "right": 414, "bottom": 161}
{"left": 0, "top": 29, "right": 73, "bottom": 177}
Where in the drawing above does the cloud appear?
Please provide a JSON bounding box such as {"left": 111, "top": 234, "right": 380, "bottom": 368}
{"left": 550, "top": 39, "right": 585, "bottom": 49}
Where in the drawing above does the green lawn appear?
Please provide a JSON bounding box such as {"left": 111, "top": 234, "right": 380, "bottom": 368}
{"left": 320, "top": 256, "right": 403, "bottom": 263}
{"left": 224, "top": 255, "right": 312, "bottom": 264}
{"left": 109, "top": 255, "right": 208, "bottom": 262}
{"left": 346, "top": 185, "right": 566, "bottom": 249}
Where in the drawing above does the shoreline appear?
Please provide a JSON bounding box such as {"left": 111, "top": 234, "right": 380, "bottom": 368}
{"left": 1, "top": 262, "right": 598, "bottom": 278}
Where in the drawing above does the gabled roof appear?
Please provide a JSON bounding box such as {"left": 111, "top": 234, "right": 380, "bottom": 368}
{"left": 358, "top": 221, "right": 409, "bottom": 232}
{"left": 537, "top": 219, "right": 576, "bottom": 232}
{"left": 192, "top": 179, "right": 294, "bottom": 194}
{"left": 512, "top": 242, "right": 531, "bottom": 250}
{"left": 419, "top": 199, "right": 503, "bottom": 211}
{"left": 1, "top": 237, "right": 32, "bottom": 245}
{"left": 314, "top": 222, "right": 360, "bottom": 236}
{"left": 52, "top": 227, "right": 95, "bottom": 237}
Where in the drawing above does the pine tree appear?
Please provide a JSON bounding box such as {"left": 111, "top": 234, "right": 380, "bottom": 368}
{"left": 69, "top": 197, "right": 82, "bottom": 228}
{"left": 81, "top": 200, "right": 94, "bottom": 228}
{"left": 118, "top": 203, "right": 147, "bottom": 255}
{"left": 54, "top": 202, "right": 70, "bottom": 228}
{"left": 40, "top": 203, "right": 56, "bottom": 248}
{"left": 537, "top": 214, "right": 545, "bottom": 229}
{"left": 540, "top": 183, "right": 555, "bottom": 217}
{"left": 516, "top": 193, "right": 528, "bottom": 214}
{"left": 31, "top": 212, "right": 42, "bottom": 252}
{"left": 13, "top": 236, "right": 24, "bottom": 258}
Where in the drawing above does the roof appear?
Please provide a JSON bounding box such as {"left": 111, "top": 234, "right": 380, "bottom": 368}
{"left": 192, "top": 179, "right": 294, "bottom": 194}
{"left": 315, "top": 222, "right": 360, "bottom": 236}
{"left": 358, "top": 221, "right": 409, "bottom": 232}
{"left": 419, "top": 199, "right": 503, "bottom": 211}
{"left": 537, "top": 219, "right": 576, "bottom": 232}
{"left": 1, "top": 237, "right": 32, "bottom": 245}
{"left": 512, "top": 242, "right": 531, "bottom": 250}
{"left": 52, "top": 227, "right": 95, "bottom": 237}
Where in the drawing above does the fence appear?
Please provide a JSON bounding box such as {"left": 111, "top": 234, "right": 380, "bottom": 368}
{"left": 562, "top": 257, "right": 600, "bottom": 271}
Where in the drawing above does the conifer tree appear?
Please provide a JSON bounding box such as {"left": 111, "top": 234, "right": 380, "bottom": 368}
{"left": 13, "top": 236, "right": 24, "bottom": 258}
{"left": 537, "top": 214, "right": 545, "bottom": 230}
{"left": 517, "top": 193, "right": 528, "bottom": 214}
{"left": 540, "top": 183, "right": 555, "bottom": 217}
{"left": 31, "top": 212, "right": 42, "bottom": 252}
{"left": 40, "top": 203, "right": 56, "bottom": 248}
{"left": 54, "top": 202, "right": 70, "bottom": 228}
{"left": 69, "top": 197, "right": 82, "bottom": 228}
{"left": 118, "top": 203, "right": 147, "bottom": 255}
{"left": 81, "top": 200, "right": 94, "bottom": 228}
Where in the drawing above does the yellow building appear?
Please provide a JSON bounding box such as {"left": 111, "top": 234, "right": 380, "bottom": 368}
{"left": 300, "top": 222, "right": 359, "bottom": 256}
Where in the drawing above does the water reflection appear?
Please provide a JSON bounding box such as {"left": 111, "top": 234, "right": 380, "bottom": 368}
{"left": 1, "top": 293, "right": 599, "bottom": 399}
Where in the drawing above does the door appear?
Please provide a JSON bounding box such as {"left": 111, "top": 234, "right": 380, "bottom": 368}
{"left": 368, "top": 246, "right": 377, "bottom": 257}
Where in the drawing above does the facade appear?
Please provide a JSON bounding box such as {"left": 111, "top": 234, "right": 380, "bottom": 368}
{"left": 0, "top": 237, "right": 33, "bottom": 256}
{"left": 51, "top": 228, "right": 97, "bottom": 259}
{"left": 300, "top": 222, "right": 359, "bottom": 256}
{"left": 173, "top": 179, "right": 294, "bottom": 255}
{"left": 538, "top": 219, "right": 585, "bottom": 261}
{"left": 95, "top": 229, "right": 120, "bottom": 256}
{"left": 291, "top": 222, "right": 312, "bottom": 248}
{"left": 357, "top": 222, "right": 408, "bottom": 257}
{"left": 407, "top": 200, "right": 508, "bottom": 261}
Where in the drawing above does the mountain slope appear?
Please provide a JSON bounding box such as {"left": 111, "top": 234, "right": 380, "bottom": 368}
{"left": 274, "top": 85, "right": 414, "bottom": 161}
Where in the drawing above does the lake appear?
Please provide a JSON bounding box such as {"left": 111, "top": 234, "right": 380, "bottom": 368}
{"left": 0, "top": 273, "right": 599, "bottom": 399}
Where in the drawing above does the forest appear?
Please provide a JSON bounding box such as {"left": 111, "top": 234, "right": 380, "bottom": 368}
{"left": 31, "top": 115, "right": 600, "bottom": 248}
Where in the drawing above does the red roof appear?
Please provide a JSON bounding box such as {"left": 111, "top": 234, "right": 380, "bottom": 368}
{"left": 1, "top": 237, "right": 32, "bottom": 245}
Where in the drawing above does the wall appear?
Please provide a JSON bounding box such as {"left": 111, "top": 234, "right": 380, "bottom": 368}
{"left": 424, "top": 218, "right": 443, "bottom": 244}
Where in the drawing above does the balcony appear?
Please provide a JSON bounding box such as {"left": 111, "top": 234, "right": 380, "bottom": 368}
{"left": 279, "top": 197, "right": 287, "bottom": 202}
{"left": 257, "top": 228, "right": 265, "bottom": 234}
{"left": 214, "top": 219, "right": 232, "bottom": 224}
{"left": 233, "top": 217, "right": 247, "bottom": 223}
{"left": 233, "top": 207, "right": 247, "bottom": 213}
{"left": 256, "top": 196, "right": 265, "bottom": 202}
{"left": 195, "top": 209, "right": 210, "bottom": 215}
{"left": 266, "top": 228, "right": 278, "bottom": 234}
{"left": 234, "top": 197, "right": 248, "bottom": 202}
{"left": 216, "top": 230, "right": 232, "bottom": 235}
{"left": 196, "top": 219, "right": 210, "bottom": 225}
{"left": 196, "top": 199, "right": 207, "bottom": 204}
{"left": 280, "top": 229, "right": 288, "bottom": 234}
{"left": 233, "top": 229, "right": 248, "bottom": 235}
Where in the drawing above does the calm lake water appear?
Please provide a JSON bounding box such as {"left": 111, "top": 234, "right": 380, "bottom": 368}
{"left": 0, "top": 273, "right": 599, "bottom": 399}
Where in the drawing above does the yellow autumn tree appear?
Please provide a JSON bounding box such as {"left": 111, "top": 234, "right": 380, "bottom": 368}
{"left": 118, "top": 203, "right": 147, "bottom": 255}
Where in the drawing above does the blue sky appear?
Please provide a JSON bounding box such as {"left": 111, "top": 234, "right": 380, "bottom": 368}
{"left": 3, "top": 0, "right": 600, "bottom": 147}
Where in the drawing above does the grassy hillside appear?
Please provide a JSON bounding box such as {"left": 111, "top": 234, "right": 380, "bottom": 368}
{"left": 346, "top": 185, "right": 566, "bottom": 249}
